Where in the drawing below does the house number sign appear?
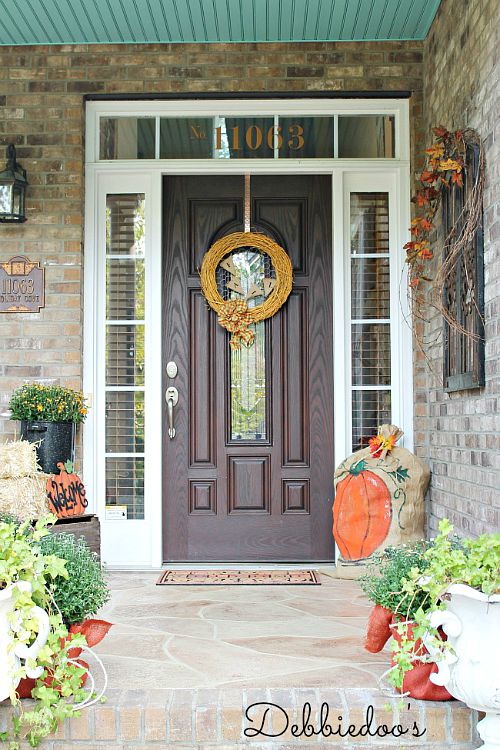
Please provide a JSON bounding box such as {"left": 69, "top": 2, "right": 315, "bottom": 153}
{"left": 0, "top": 255, "right": 45, "bottom": 313}
{"left": 190, "top": 123, "right": 306, "bottom": 151}
{"left": 213, "top": 124, "right": 305, "bottom": 151}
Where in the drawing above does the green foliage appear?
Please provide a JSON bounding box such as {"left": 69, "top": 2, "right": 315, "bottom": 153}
{"left": 411, "top": 518, "right": 500, "bottom": 598}
{"left": 9, "top": 384, "right": 88, "bottom": 424}
{"left": 0, "top": 513, "right": 21, "bottom": 527}
{"left": 0, "top": 515, "right": 93, "bottom": 748}
{"left": 40, "top": 533, "right": 109, "bottom": 627}
{"left": 359, "top": 540, "right": 432, "bottom": 619}
{"left": 0, "top": 515, "right": 66, "bottom": 597}
{"left": 15, "top": 623, "right": 88, "bottom": 748}
{"left": 388, "top": 519, "right": 500, "bottom": 691}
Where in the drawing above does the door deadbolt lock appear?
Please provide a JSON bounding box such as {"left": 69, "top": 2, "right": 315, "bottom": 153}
{"left": 166, "top": 361, "right": 178, "bottom": 378}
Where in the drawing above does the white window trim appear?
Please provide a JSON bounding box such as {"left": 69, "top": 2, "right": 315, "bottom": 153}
{"left": 84, "top": 98, "right": 412, "bottom": 568}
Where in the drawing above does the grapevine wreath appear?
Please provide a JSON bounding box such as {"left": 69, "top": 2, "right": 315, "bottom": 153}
{"left": 200, "top": 231, "right": 293, "bottom": 349}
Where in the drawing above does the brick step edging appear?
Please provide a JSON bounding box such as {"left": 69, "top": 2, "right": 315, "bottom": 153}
{"left": 0, "top": 687, "right": 480, "bottom": 748}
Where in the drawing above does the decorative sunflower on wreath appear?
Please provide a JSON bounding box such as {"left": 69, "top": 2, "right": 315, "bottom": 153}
{"left": 200, "top": 232, "right": 293, "bottom": 350}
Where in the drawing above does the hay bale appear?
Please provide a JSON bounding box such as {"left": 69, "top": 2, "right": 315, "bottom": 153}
{"left": 0, "top": 439, "right": 41, "bottom": 479}
{"left": 0, "top": 474, "right": 51, "bottom": 520}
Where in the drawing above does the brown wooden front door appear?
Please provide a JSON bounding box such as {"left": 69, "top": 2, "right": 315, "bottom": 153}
{"left": 162, "top": 175, "right": 334, "bottom": 562}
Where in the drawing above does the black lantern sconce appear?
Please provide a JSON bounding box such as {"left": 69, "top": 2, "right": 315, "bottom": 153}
{"left": 0, "top": 144, "right": 28, "bottom": 223}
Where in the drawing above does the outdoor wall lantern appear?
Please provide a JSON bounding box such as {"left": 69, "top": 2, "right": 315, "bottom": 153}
{"left": 0, "top": 144, "right": 28, "bottom": 223}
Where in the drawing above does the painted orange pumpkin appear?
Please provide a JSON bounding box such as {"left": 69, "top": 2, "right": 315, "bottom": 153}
{"left": 46, "top": 461, "right": 88, "bottom": 518}
{"left": 332, "top": 459, "right": 391, "bottom": 560}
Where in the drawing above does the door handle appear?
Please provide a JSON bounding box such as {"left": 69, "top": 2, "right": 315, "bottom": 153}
{"left": 165, "top": 386, "right": 179, "bottom": 439}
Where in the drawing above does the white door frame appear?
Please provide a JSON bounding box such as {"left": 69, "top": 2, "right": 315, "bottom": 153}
{"left": 83, "top": 98, "right": 412, "bottom": 568}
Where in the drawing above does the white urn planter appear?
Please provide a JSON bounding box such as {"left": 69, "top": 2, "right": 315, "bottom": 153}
{"left": 426, "top": 584, "right": 500, "bottom": 750}
{"left": 0, "top": 581, "right": 50, "bottom": 703}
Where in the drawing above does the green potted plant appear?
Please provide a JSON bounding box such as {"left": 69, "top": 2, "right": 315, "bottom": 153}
{"left": 39, "top": 533, "right": 109, "bottom": 627}
{"left": 359, "top": 540, "right": 452, "bottom": 700}
{"left": 390, "top": 520, "right": 500, "bottom": 749}
{"left": 9, "top": 384, "right": 88, "bottom": 474}
{"left": 0, "top": 514, "right": 99, "bottom": 747}
{"left": 16, "top": 532, "right": 111, "bottom": 699}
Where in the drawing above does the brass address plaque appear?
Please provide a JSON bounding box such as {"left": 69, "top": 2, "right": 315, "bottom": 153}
{"left": 0, "top": 256, "right": 45, "bottom": 313}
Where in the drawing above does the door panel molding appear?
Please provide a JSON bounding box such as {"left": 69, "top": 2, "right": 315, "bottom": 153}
{"left": 189, "top": 289, "right": 216, "bottom": 467}
{"left": 254, "top": 198, "right": 308, "bottom": 274}
{"left": 282, "top": 479, "right": 310, "bottom": 515}
{"left": 189, "top": 480, "right": 217, "bottom": 515}
{"left": 228, "top": 456, "right": 271, "bottom": 514}
{"left": 281, "top": 288, "right": 310, "bottom": 468}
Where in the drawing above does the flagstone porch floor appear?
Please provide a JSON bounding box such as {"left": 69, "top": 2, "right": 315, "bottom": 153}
{"left": 82, "top": 570, "right": 477, "bottom": 749}
{"left": 95, "top": 570, "right": 388, "bottom": 690}
{"left": 1, "top": 571, "right": 481, "bottom": 749}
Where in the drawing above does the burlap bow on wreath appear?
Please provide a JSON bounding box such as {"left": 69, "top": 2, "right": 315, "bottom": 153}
{"left": 218, "top": 299, "right": 255, "bottom": 350}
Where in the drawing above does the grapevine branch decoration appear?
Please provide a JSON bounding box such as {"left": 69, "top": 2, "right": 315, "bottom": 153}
{"left": 405, "top": 126, "right": 484, "bottom": 340}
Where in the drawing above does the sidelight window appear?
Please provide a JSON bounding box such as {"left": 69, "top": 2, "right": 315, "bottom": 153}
{"left": 104, "top": 193, "right": 146, "bottom": 520}
{"left": 349, "top": 192, "right": 392, "bottom": 451}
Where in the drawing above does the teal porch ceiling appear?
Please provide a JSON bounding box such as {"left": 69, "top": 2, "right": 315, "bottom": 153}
{"left": 0, "top": 0, "right": 440, "bottom": 46}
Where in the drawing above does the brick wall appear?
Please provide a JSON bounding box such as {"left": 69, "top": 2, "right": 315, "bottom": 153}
{"left": 0, "top": 39, "right": 424, "bottom": 447}
{"left": 416, "top": 0, "right": 500, "bottom": 535}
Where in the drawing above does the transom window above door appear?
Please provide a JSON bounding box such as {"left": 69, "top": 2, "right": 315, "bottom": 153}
{"left": 98, "top": 113, "right": 396, "bottom": 160}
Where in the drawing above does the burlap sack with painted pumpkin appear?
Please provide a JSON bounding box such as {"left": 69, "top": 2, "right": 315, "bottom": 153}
{"left": 332, "top": 425, "right": 429, "bottom": 561}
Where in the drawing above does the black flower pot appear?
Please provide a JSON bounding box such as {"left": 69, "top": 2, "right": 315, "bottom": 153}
{"left": 20, "top": 421, "right": 76, "bottom": 474}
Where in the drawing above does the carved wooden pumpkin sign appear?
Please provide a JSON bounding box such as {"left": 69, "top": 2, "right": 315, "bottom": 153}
{"left": 46, "top": 461, "right": 88, "bottom": 518}
{"left": 332, "top": 459, "right": 392, "bottom": 561}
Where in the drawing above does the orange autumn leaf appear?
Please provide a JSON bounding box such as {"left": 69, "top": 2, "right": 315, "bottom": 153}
{"left": 415, "top": 241, "right": 432, "bottom": 260}
{"left": 433, "top": 125, "right": 448, "bottom": 138}
{"left": 451, "top": 171, "right": 463, "bottom": 187}
{"left": 414, "top": 192, "right": 430, "bottom": 207}
{"left": 411, "top": 217, "right": 433, "bottom": 235}
{"left": 421, "top": 170, "right": 438, "bottom": 183}
{"left": 425, "top": 143, "right": 445, "bottom": 158}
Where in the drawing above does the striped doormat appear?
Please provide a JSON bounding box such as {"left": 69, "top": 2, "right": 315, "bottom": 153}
{"left": 156, "top": 569, "right": 320, "bottom": 585}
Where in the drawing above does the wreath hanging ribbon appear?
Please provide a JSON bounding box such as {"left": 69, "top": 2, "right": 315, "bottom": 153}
{"left": 218, "top": 299, "right": 255, "bottom": 350}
